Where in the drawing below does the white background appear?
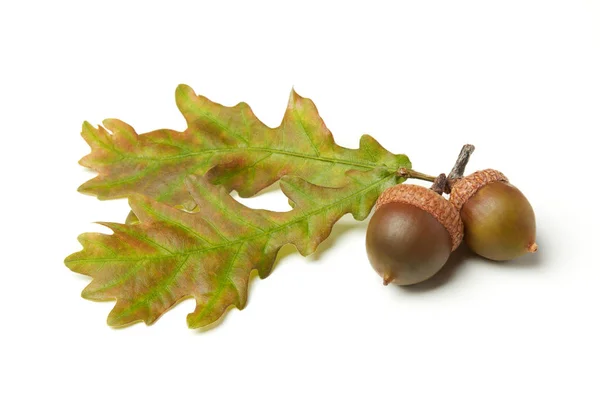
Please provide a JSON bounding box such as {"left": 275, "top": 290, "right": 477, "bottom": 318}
{"left": 1, "top": 1, "right": 599, "bottom": 405}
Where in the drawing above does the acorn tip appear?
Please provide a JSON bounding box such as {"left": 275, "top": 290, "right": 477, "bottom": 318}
{"left": 383, "top": 274, "right": 394, "bottom": 286}
{"left": 528, "top": 242, "right": 538, "bottom": 253}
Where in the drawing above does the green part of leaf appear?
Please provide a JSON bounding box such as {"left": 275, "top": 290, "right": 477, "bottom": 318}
{"left": 65, "top": 169, "right": 401, "bottom": 328}
{"left": 78, "top": 85, "right": 410, "bottom": 205}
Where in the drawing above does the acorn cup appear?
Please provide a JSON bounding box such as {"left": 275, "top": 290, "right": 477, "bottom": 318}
{"left": 366, "top": 180, "right": 463, "bottom": 286}
{"left": 449, "top": 169, "right": 537, "bottom": 261}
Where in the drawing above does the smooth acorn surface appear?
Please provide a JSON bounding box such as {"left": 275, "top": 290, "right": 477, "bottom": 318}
{"left": 461, "top": 181, "right": 536, "bottom": 261}
{"left": 366, "top": 202, "right": 452, "bottom": 286}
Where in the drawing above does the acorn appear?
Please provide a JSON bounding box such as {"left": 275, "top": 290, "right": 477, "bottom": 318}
{"left": 366, "top": 183, "right": 463, "bottom": 286}
{"left": 449, "top": 169, "right": 537, "bottom": 261}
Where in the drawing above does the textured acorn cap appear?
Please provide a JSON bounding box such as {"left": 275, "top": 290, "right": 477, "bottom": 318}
{"left": 449, "top": 169, "right": 508, "bottom": 212}
{"left": 375, "top": 184, "right": 464, "bottom": 251}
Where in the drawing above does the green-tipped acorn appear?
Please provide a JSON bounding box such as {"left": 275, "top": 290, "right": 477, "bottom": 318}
{"left": 366, "top": 184, "right": 463, "bottom": 286}
{"left": 450, "top": 169, "right": 537, "bottom": 261}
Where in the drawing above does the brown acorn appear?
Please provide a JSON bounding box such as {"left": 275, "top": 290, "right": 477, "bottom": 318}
{"left": 366, "top": 184, "right": 463, "bottom": 286}
{"left": 450, "top": 169, "right": 537, "bottom": 261}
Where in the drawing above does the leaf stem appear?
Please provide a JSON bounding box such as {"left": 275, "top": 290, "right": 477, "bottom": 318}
{"left": 397, "top": 168, "right": 437, "bottom": 182}
{"left": 398, "top": 143, "right": 476, "bottom": 193}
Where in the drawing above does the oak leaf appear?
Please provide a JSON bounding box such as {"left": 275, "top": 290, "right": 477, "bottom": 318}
{"left": 78, "top": 85, "right": 408, "bottom": 206}
{"left": 65, "top": 169, "right": 403, "bottom": 328}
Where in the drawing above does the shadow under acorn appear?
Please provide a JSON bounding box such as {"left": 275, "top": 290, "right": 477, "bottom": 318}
{"left": 400, "top": 234, "right": 545, "bottom": 293}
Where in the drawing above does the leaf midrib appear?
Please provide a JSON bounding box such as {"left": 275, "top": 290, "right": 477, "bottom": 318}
{"left": 87, "top": 146, "right": 391, "bottom": 192}
{"left": 125, "top": 146, "right": 384, "bottom": 169}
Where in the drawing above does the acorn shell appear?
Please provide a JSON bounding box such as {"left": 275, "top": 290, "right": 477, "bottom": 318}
{"left": 450, "top": 169, "right": 537, "bottom": 261}
{"left": 376, "top": 184, "right": 464, "bottom": 251}
{"left": 449, "top": 169, "right": 508, "bottom": 212}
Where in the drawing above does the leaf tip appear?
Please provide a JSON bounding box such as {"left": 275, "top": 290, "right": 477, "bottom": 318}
{"left": 186, "top": 314, "right": 199, "bottom": 329}
{"left": 106, "top": 312, "right": 121, "bottom": 328}
{"left": 77, "top": 156, "right": 91, "bottom": 169}
{"left": 80, "top": 285, "right": 101, "bottom": 301}
{"left": 358, "top": 133, "right": 385, "bottom": 151}
{"left": 81, "top": 120, "right": 94, "bottom": 132}
{"left": 176, "top": 83, "right": 193, "bottom": 93}
{"left": 76, "top": 182, "right": 92, "bottom": 194}
{"left": 76, "top": 180, "right": 106, "bottom": 197}
{"left": 287, "top": 86, "right": 303, "bottom": 108}
{"left": 175, "top": 83, "right": 196, "bottom": 104}
{"left": 106, "top": 307, "right": 148, "bottom": 328}
{"left": 79, "top": 121, "right": 96, "bottom": 146}
{"left": 63, "top": 253, "right": 76, "bottom": 269}
{"left": 187, "top": 304, "right": 237, "bottom": 330}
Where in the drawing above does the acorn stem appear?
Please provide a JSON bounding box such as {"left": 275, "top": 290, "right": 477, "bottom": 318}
{"left": 430, "top": 173, "right": 447, "bottom": 195}
{"left": 397, "top": 168, "right": 437, "bottom": 182}
{"left": 446, "top": 144, "right": 476, "bottom": 192}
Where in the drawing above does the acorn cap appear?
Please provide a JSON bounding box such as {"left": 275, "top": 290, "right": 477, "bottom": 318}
{"left": 375, "top": 184, "right": 464, "bottom": 251}
{"left": 449, "top": 169, "right": 508, "bottom": 212}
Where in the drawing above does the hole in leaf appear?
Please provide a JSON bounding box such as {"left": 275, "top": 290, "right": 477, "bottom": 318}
{"left": 230, "top": 182, "right": 292, "bottom": 212}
